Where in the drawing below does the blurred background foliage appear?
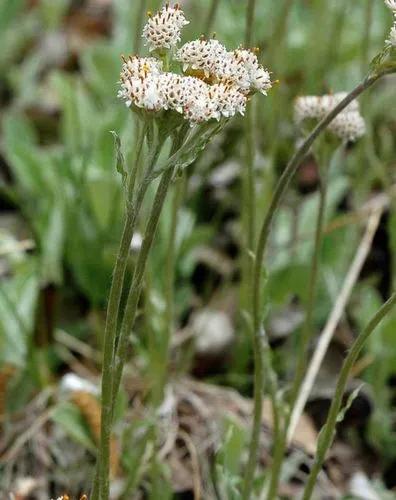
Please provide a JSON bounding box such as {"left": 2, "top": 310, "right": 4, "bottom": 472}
{"left": 1, "top": 0, "right": 396, "bottom": 498}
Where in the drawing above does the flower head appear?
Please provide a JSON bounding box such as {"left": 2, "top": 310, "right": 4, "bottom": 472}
{"left": 232, "top": 49, "right": 272, "bottom": 94}
{"left": 118, "top": 66, "right": 166, "bottom": 111}
{"left": 142, "top": 3, "right": 189, "bottom": 52}
{"left": 176, "top": 42, "right": 272, "bottom": 95}
{"left": 213, "top": 52, "right": 251, "bottom": 92}
{"left": 210, "top": 83, "right": 247, "bottom": 118}
{"left": 120, "top": 55, "right": 163, "bottom": 79}
{"left": 294, "top": 96, "right": 324, "bottom": 123}
{"left": 295, "top": 92, "right": 365, "bottom": 143}
{"left": 175, "top": 38, "right": 228, "bottom": 77}
{"left": 329, "top": 111, "right": 366, "bottom": 142}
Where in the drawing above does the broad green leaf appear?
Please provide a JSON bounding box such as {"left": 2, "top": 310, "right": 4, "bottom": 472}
{"left": 51, "top": 73, "right": 96, "bottom": 155}
{"left": 0, "top": 263, "right": 39, "bottom": 366}
{"left": 81, "top": 45, "right": 121, "bottom": 99}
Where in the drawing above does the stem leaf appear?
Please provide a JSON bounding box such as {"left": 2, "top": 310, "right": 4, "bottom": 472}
{"left": 110, "top": 130, "right": 127, "bottom": 189}
{"left": 336, "top": 384, "right": 363, "bottom": 423}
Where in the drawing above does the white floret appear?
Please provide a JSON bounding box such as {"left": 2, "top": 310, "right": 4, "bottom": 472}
{"left": 210, "top": 83, "right": 247, "bottom": 118}
{"left": 175, "top": 39, "right": 228, "bottom": 77}
{"left": 385, "top": 0, "right": 396, "bottom": 12}
{"left": 386, "top": 23, "right": 396, "bottom": 46}
{"left": 142, "top": 3, "right": 189, "bottom": 52}
{"left": 120, "top": 56, "right": 163, "bottom": 80}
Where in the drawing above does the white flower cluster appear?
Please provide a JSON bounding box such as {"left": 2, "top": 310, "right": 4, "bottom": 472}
{"left": 118, "top": 58, "right": 249, "bottom": 123}
{"left": 385, "top": 0, "right": 396, "bottom": 46}
{"left": 142, "top": 3, "right": 189, "bottom": 52}
{"left": 118, "top": 4, "right": 272, "bottom": 125}
{"left": 294, "top": 93, "right": 366, "bottom": 143}
{"left": 176, "top": 42, "right": 272, "bottom": 95}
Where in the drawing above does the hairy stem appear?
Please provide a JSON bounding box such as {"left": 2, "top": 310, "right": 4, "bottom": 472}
{"left": 92, "top": 123, "right": 146, "bottom": 500}
{"left": 245, "top": 106, "right": 256, "bottom": 252}
{"left": 302, "top": 292, "right": 396, "bottom": 500}
{"left": 267, "top": 159, "right": 328, "bottom": 500}
{"left": 98, "top": 167, "right": 174, "bottom": 500}
{"left": 111, "top": 167, "right": 175, "bottom": 414}
{"left": 93, "top": 126, "right": 163, "bottom": 500}
{"left": 164, "top": 175, "right": 184, "bottom": 358}
{"left": 242, "top": 72, "right": 382, "bottom": 500}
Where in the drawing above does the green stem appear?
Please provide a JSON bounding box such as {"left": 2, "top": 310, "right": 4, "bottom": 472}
{"left": 99, "top": 166, "right": 174, "bottom": 500}
{"left": 266, "top": 157, "right": 329, "bottom": 500}
{"left": 92, "top": 122, "right": 146, "bottom": 500}
{"left": 163, "top": 174, "right": 185, "bottom": 369}
{"left": 242, "top": 73, "right": 381, "bottom": 500}
{"left": 203, "top": 0, "right": 221, "bottom": 37}
{"left": 93, "top": 125, "right": 163, "bottom": 500}
{"left": 245, "top": 106, "right": 256, "bottom": 253}
{"left": 302, "top": 292, "right": 396, "bottom": 500}
{"left": 111, "top": 167, "right": 175, "bottom": 417}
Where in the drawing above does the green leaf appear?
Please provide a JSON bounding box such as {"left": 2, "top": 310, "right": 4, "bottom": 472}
{"left": 81, "top": 44, "right": 121, "bottom": 99}
{"left": 66, "top": 208, "right": 115, "bottom": 305}
{"left": 51, "top": 72, "right": 96, "bottom": 155}
{"left": 0, "top": 263, "right": 38, "bottom": 366}
{"left": 110, "top": 130, "right": 127, "bottom": 189}
{"left": 39, "top": 201, "right": 65, "bottom": 285}
{"left": 217, "top": 419, "right": 246, "bottom": 476}
{"left": 336, "top": 385, "right": 363, "bottom": 423}
{"left": 2, "top": 113, "right": 49, "bottom": 194}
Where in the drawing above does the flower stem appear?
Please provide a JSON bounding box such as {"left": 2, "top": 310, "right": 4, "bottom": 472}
{"left": 97, "top": 166, "right": 174, "bottom": 500}
{"left": 164, "top": 175, "right": 184, "bottom": 351}
{"left": 266, "top": 155, "right": 329, "bottom": 500}
{"left": 301, "top": 292, "right": 396, "bottom": 500}
{"left": 93, "top": 124, "right": 164, "bottom": 500}
{"left": 150, "top": 170, "right": 185, "bottom": 407}
{"left": 245, "top": 106, "right": 256, "bottom": 253}
{"left": 92, "top": 122, "right": 146, "bottom": 500}
{"left": 111, "top": 166, "right": 175, "bottom": 415}
{"left": 242, "top": 72, "right": 381, "bottom": 500}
